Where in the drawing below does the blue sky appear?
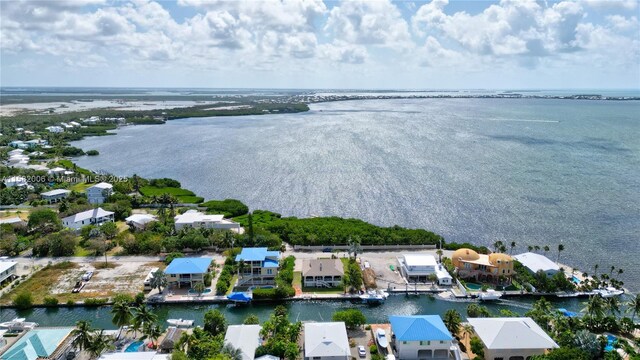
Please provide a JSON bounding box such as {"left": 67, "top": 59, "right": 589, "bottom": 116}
{"left": 1, "top": 0, "right": 639, "bottom": 89}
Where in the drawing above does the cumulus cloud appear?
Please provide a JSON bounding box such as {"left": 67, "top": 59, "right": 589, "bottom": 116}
{"left": 319, "top": 41, "right": 368, "bottom": 64}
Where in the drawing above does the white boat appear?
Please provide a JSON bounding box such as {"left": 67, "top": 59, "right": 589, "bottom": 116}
{"left": 166, "top": 319, "right": 194, "bottom": 327}
{"left": 0, "top": 318, "right": 38, "bottom": 331}
{"left": 594, "top": 287, "right": 624, "bottom": 298}
{"left": 376, "top": 329, "right": 389, "bottom": 348}
{"left": 360, "top": 290, "right": 389, "bottom": 304}
{"left": 478, "top": 290, "right": 502, "bottom": 301}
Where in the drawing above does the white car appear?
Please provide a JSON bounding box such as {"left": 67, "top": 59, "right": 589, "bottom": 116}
{"left": 82, "top": 271, "right": 94, "bottom": 281}
{"left": 358, "top": 346, "right": 366, "bottom": 358}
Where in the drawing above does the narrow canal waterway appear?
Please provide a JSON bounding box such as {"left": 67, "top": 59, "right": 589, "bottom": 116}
{"left": 0, "top": 295, "right": 590, "bottom": 329}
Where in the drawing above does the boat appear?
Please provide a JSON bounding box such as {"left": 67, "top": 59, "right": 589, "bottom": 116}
{"left": 557, "top": 308, "right": 578, "bottom": 318}
{"left": 594, "top": 287, "right": 624, "bottom": 298}
{"left": 478, "top": 290, "right": 502, "bottom": 301}
{"left": 376, "top": 329, "right": 389, "bottom": 348}
{"left": 72, "top": 281, "right": 85, "bottom": 293}
{"left": 360, "top": 290, "right": 389, "bottom": 304}
{"left": 166, "top": 319, "right": 194, "bottom": 328}
{"left": 0, "top": 318, "right": 38, "bottom": 331}
{"left": 227, "top": 292, "right": 253, "bottom": 304}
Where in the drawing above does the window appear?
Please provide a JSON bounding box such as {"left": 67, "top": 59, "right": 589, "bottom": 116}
{"left": 403, "top": 341, "right": 407, "bottom": 345}
{"left": 267, "top": 269, "right": 272, "bottom": 275}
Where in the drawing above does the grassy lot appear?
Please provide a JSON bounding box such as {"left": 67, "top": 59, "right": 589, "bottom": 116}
{"left": 74, "top": 246, "right": 92, "bottom": 257}
{"left": 139, "top": 186, "right": 204, "bottom": 203}
{"left": 293, "top": 271, "right": 302, "bottom": 288}
{"left": 227, "top": 275, "right": 238, "bottom": 295}
{"left": 302, "top": 286, "right": 345, "bottom": 294}
{"left": 70, "top": 182, "right": 92, "bottom": 192}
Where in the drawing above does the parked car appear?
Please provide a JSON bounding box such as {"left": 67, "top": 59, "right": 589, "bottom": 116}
{"left": 81, "top": 271, "right": 94, "bottom": 281}
{"left": 358, "top": 346, "right": 366, "bottom": 358}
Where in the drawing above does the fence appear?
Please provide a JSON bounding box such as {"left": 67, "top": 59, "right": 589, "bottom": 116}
{"left": 292, "top": 244, "right": 437, "bottom": 251}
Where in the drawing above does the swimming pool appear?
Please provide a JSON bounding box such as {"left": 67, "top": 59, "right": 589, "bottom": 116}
{"left": 188, "top": 288, "right": 212, "bottom": 295}
{"left": 605, "top": 334, "right": 617, "bottom": 352}
{"left": 124, "top": 340, "right": 144, "bottom": 352}
{"left": 249, "top": 285, "right": 274, "bottom": 290}
{"left": 465, "top": 283, "right": 483, "bottom": 290}
{"left": 572, "top": 276, "right": 581, "bottom": 284}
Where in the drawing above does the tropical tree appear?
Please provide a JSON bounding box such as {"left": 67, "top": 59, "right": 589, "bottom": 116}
{"left": 582, "top": 295, "right": 606, "bottom": 328}
{"left": 510, "top": 241, "right": 516, "bottom": 254}
{"left": 625, "top": 294, "right": 640, "bottom": 321}
{"left": 528, "top": 245, "right": 534, "bottom": 252}
{"left": 86, "top": 330, "right": 114, "bottom": 359}
{"left": 193, "top": 281, "right": 206, "bottom": 295}
{"left": 443, "top": 309, "right": 462, "bottom": 338}
{"left": 222, "top": 344, "right": 243, "bottom": 360}
{"left": 557, "top": 244, "right": 564, "bottom": 263}
{"left": 605, "top": 296, "right": 620, "bottom": 316}
{"left": 132, "top": 304, "right": 157, "bottom": 338}
{"left": 71, "top": 320, "right": 94, "bottom": 351}
{"left": 145, "top": 323, "right": 163, "bottom": 348}
{"left": 543, "top": 245, "right": 550, "bottom": 256}
{"left": 204, "top": 309, "right": 228, "bottom": 336}
{"left": 348, "top": 236, "right": 362, "bottom": 260}
{"left": 461, "top": 323, "right": 474, "bottom": 340}
{"left": 244, "top": 314, "right": 260, "bottom": 325}
{"left": 111, "top": 300, "right": 133, "bottom": 340}
{"left": 150, "top": 269, "right": 168, "bottom": 293}
{"left": 492, "top": 240, "right": 504, "bottom": 253}
{"left": 534, "top": 245, "right": 541, "bottom": 253}
{"left": 573, "top": 330, "right": 601, "bottom": 359}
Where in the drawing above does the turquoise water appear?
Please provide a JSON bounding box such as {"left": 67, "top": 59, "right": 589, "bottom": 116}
{"left": 465, "top": 283, "right": 483, "bottom": 290}
{"left": 605, "top": 334, "right": 617, "bottom": 352}
{"left": 124, "top": 340, "right": 144, "bottom": 352}
{"left": 572, "top": 276, "right": 581, "bottom": 284}
{"left": 72, "top": 98, "right": 640, "bottom": 291}
{"left": 188, "top": 288, "right": 212, "bottom": 294}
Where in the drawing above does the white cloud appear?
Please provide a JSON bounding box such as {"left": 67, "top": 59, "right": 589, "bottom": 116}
{"left": 319, "top": 41, "right": 368, "bottom": 64}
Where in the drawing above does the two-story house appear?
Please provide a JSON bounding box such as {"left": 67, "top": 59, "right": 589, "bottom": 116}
{"left": 451, "top": 248, "right": 513, "bottom": 284}
{"left": 41, "top": 189, "right": 71, "bottom": 204}
{"left": 86, "top": 182, "right": 113, "bottom": 204}
{"left": 390, "top": 315, "right": 458, "bottom": 360}
{"left": 304, "top": 322, "right": 350, "bottom": 360}
{"left": 235, "top": 247, "right": 280, "bottom": 286}
{"left": 0, "top": 261, "right": 17, "bottom": 285}
{"left": 174, "top": 210, "right": 242, "bottom": 233}
{"left": 302, "top": 258, "right": 344, "bottom": 288}
{"left": 61, "top": 207, "right": 114, "bottom": 230}
{"left": 165, "top": 257, "right": 213, "bottom": 289}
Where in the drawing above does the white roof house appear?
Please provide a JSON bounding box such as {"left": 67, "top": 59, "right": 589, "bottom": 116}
{"left": 125, "top": 214, "right": 158, "bottom": 230}
{"left": 8, "top": 149, "right": 25, "bottom": 156}
{"left": 514, "top": 252, "right": 561, "bottom": 277}
{"left": 174, "top": 210, "right": 241, "bottom": 232}
{"left": 86, "top": 182, "right": 114, "bottom": 204}
{"left": 41, "top": 189, "right": 72, "bottom": 203}
{"left": 4, "top": 176, "right": 30, "bottom": 188}
{"left": 45, "top": 126, "right": 64, "bottom": 133}
{"left": 397, "top": 254, "right": 452, "bottom": 285}
{"left": 468, "top": 317, "right": 558, "bottom": 360}
{"left": 304, "top": 322, "right": 350, "bottom": 360}
{"left": 0, "top": 217, "right": 26, "bottom": 226}
{"left": 62, "top": 207, "right": 114, "bottom": 230}
{"left": 0, "top": 261, "right": 17, "bottom": 283}
{"left": 224, "top": 325, "right": 262, "bottom": 360}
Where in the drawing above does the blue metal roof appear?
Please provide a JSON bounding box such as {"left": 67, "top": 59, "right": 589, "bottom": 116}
{"left": 165, "top": 257, "right": 212, "bottom": 275}
{"left": 2, "top": 328, "right": 74, "bottom": 360}
{"left": 263, "top": 259, "right": 279, "bottom": 268}
{"left": 390, "top": 315, "right": 453, "bottom": 341}
{"left": 235, "top": 247, "right": 280, "bottom": 262}
{"left": 227, "top": 292, "right": 253, "bottom": 302}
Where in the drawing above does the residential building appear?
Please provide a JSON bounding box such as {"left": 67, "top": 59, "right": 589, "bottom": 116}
{"left": 61, "top": 207, "right": 114, "bottom": 230}
{"left": 86, "top": 182, "right": 113, "bottom": 204}
{"left": 24, "top": 139, "right": 47, "bottom": 148}
{"left": 8, "top": 141, "right": 27, "bottom": 149}
{"left": 164, "top": 257, "right": 212, "bottom": 288}
{"left": 0, "top": 327, "right": 75, "bottom": 360}
{"left": 99, "top": 353, "right": 170, "bottom": 360}
{"left": 0, "top": 261, "right": 17, "bottom": 284}
{"left": 125, "top": 214, "right": 158, "bottom": 230}
{"left": 3, "top": 176, "right": 30, "bottom": 188}
{"left": 224, "top": 325, "right": 262, "bottom": 360}
{"left": 397, "top": 254, "right": 453, "bottom": 286}
{"left": 468, "top": 317, "right": 559, "bottom": 360}
{"left": 389, "top": 315, "right": 457, "bottom": 360}
{"left": 174, "top": 210, "right": 242, "bottom": 232}
{"left": 41, "top": 189, "right": 71, "bottom": 203}
{"left": 513, "top": 252, "right": 561, "bottom": 278}
{"left": 302, "top": 258, "right": 344, "bottom": 288}
{"left": 7, "top": 149, "right": 25, "bottom": 156}
{"left": 45, "top": 126, "right": 64, "bottom": 133}
{"left": 451, "top": 248, "right": 514, "bottom": 283}
{"left": 159, "top": 327, "right": 184, "bottom": 354}
{"left": 304, "top": 322, "right": 350, "bottom": 360}
{"left": 0, "top": 217, "right": 27, "bottom": 227}
{"left": 235, "top": 247, "right": 280, "bottom": 286}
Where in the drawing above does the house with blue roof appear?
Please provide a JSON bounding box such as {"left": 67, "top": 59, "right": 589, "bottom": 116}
{"left": 0, "top": 327, "right": 75, "bottom": 360}
{"left": 164, "top": 257, "right": 212, "bottom": 288}
{"left": 389, "top": 315, "right": 458, "bottom": 360}
{"left": 235, "top": 248, "right": 280, "bottom": 286}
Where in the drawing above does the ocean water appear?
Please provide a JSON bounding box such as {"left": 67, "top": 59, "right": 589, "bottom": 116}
{"left": 72, "top": 98, "right": 640, "bottom": 290}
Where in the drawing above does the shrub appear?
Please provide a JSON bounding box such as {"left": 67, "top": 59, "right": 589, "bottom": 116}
{"left": 164, "top": 252, "right": 184, "bottom": 265}
{"left": 84, "top": 298, "right": 108, "bottom": 306}
{"left": 369, "top": 345, "right": 378, "bottom": 354}
{"left": 86, "top": 150, "right": 99, "bottom": 156}
{"left": 13, "top": 292, "right": 33, "bottom": 309}
{"left": 201, "top": 199, "right": 249, "bottom": 218}
{"left": 204, "top": 272, "right": 213, "bottom": 286}
{"left": 333, "top": 309, "right": 367, "bottom": 329}
{"left": 364, "top": 324, "right": 371, "bottom": 330}
{"left": 112, "top": 293, "right": 134, "bottom": 304}
{"left": 43, "top": 296, "right": 59, "bottom": 306}
{"left": 66, "top": 300, "right": 76, "bottom": 306}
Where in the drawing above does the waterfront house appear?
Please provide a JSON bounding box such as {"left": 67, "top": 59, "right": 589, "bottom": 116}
{"left": 8, "top": 140, "right": 28, "bottom": 149}
{"left": 235, "top": 247, "right": 280, "bottom": 286}
{"left": 41, "top": 189, "right": 71, "bottom": 203}
{"left": 45, "top": 125, "right": 64, "bottom": 133}
{"left": 0, "top": 217, "right": 27, "bottom": 228}
{"left": 0, "top": 327, "right": 75, "bottom": 360}
{"left": 3, "top": 176, "right": 30, "bottom": 189}
{"left": 0, "top": 261, "right": 17, "bottom": 285}
{"left": 389, "top": 315, "right": 457, "bottom": 360}
{"left": 159, "top": 327, "right": 184, "bottom": 354}
{"left": 467, "top": 317, "right": 559, "bottom": 360}
{"left": 125, "top": 214, "right": 158, "bottom": 230}
{"left": 224, "top": 325, "right": 262, "bottom": 360}
{"left": 86, "top": 182, "right": 113, "bottom": 204}
{"left": 7, "top": 149, "right": 25, "bottom": 156}
{"left": 164, "top": 257, "right": 212, "bottom": 288}
{"left": 451, "top": 248, "right": 513, "bottom": 283}
{"left": 61, "top": 207, "right": 114, "bottom": 230}
{"left": 513, "top": 252, "right": 560, "bottom": 277}
{"left": 304, "top": 322, "right": 350, "bottom": 360}
{"left": 99, "top": 353, "right": 170, "bottom": 359}
{"left": 302, "top": 258, "right": 344, "bottom": 288}
{"left": 24, "top": 139, "right": 47, "bottom": 148}
{"left": 174, "top": 210, "right": 242, "bottom": 232}
{"left": 397, "top": 254, "right": 453, "bottom": 286}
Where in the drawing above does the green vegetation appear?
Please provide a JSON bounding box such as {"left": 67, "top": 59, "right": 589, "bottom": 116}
{"left": 86, "top": 150, "right": 99, "bottom": 156}
{"left": 332, "top": 309, "right": 366, "bottom": 329}
{"left": 216, "top": 254, "right": 236, "bottom": 295}
{"left": 252, "top": 256, "right": 296, "bottom": 299}
{"left": 33, "top": 230, "right": 77, "bottom": 257}
{"left": 203, "top": 309, "right": 227, "bottom": 336}
{"left": 443, "top": 309, "right": 462, "bottom": 337}
{"left": 256, "top": 306, "right": 301, "bottom": 360}
{"left": 342, "top": 258, "right": 363, "bottom": 292}
{"left": 202, "top": 199, "right": 249, "bottom": 217}
{"left": 43, "top": 296, "right": 59, "bottom": 306}
{"left": 12, "top": 292, "right": 33, "bottom": 309}
{"left": 139, "top": 186, "right": 203, "bottom": 204}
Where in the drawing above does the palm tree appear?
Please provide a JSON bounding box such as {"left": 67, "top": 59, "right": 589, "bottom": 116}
{"left": 625, "top": 294, "right": 640, "bottom": 321}
{"left": 176, "top": 331, "right": 198, "bottom": 352}
{"left": 557, "top": 244, "right": 564, "bottom": 263}
{"left": 510, "top": 241, "right": 516, "bottom": 254}
{"left": 593, "top": 264, "right": 599, "bottom": 277}
{"left": 222, "top": 344, "right": 243, "bottom": 360}
{"left": 71, "top": 320, "right": 94, "bottom": 351}
{"left": 150, "top": 269, "right": 168, "bottom": 294}
{"left": 193, "top": 281, "right": 206, "bottom": 296}
{"left": 582, "top": 295, "right": 606, "bottom": 326}
{"left": 492, "top": 241, "right": 504, "bottom": 253}
{"left": 605, "top": 296, "right": 620, "bottom": 316}
{"left": 436, "top": 249, "right": 443, "bottom": 263}
{"left": 534, "top": 245, "right": 541, "bottom": 253}
{"left": 461, "top": 323, "right": 474, "bottom": 340}
{"left": 543, "top": 246, "right": 550, "bottom": 256}
{"left": 86, "top": 330, "right": 114, "bottom": 359}
{"left": 443, "top": 309, "right": 462, "bottom": 338}
{"left": 111, "top": 301, "right": 133, "bottom": 340}
{"left": 144, "top": 323, "right": 163, "bottom": 349}
{"left": 616, "top": 268, "right": 624, "bottom": 279}
{"left": 527, "top": 245, "right": 534, "bottom": 252}
{"left": 348, "top": 236, "right": 362, "bottom": 260}
{"left": 132, "top": 305, "right": 157, "bottom": 338}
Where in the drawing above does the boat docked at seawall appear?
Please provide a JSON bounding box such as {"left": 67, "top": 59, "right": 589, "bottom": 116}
{"left": 376, "top": 328, "right": 389, "bottom": 348}
{"left": 594, "top": 287, "right": 624, "bottom": 298}
{"left": 0, "top": 317, "right": 38, "bottom": 331}
{"left": 227, "top": 292, "right": 253, "bottom": 304}
{"left": 478, "top": 290, "right": 502, "bottom": 301}
{"left": 166, "top": 319, "right": 194, "bottom": 328}
{"left": 360, "top": 290, "right": 389, "bottom": 304}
